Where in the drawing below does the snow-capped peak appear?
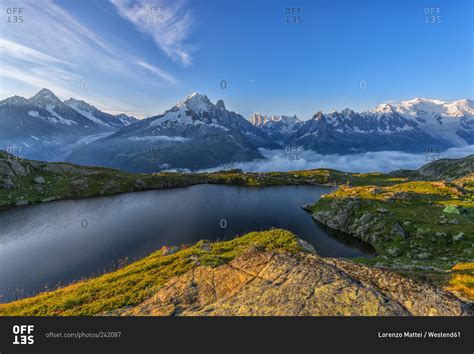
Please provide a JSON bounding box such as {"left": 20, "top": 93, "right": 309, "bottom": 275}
{"left": 444, "top": 99, "right": 474, "bottom": 117}
{"left": 0, "top": 95, "right": 29, "bottom": 106}
{"left": 64, "top": 98, "right": 97, "bottom": 112}
{"left": 371, "top": 98, "right": 474, "bottom": 118}
{"left": 63, "top": 98, "right": 110, "bottom": 126}
{"left": 29, "top": 88, "right": 63, "bottom": 107}
{"left": 176, "top": 92, "right": 214, "bottom": 114}
{"left": 64, "top": 97, "right": 96, "bottom": 110}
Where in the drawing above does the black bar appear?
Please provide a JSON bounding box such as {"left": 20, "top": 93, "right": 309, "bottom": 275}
{"left": 0, "top": 316, "right": 473, "bottom": 354}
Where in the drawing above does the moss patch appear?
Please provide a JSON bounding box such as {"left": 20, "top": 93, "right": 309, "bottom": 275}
{"left": 309, "top": 180, "right": 474, "bottom": 282}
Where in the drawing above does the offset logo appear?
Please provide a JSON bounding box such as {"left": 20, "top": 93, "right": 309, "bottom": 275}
{"left": 12, "top": 325, "right": 34, "bottom": 345}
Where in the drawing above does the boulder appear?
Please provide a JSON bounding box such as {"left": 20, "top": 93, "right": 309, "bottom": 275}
{"left": 453, "top": 232, "right": 464, "bottom": 241}
{"left": 9, "top": 161, "right": 27, "bottom": 177}
{"left": 34, "top": 176, "right": 45, "bottom": 184}
{"left": 387, "top": 247, "right": 402, "bottom": 257}
{"left": 0, "top": 177, "right": 16, "bottom": 189}
{"left": 134, "top": 179, "right": 147, "bottom": 190}
{"left": 393, "top": 222, "right": 407, "bottom": 238}
{"left": 71, "top": 178, "right": 89, "bottom": 190}
{"left": 417, "top": 252, "right": 432, "bottom": 260}
{"left": 161, "top": 245, "right": 180, "bottom": 256}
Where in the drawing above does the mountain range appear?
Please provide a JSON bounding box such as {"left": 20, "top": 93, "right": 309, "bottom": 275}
{"left": 252, "top": 98, "right": 474, "bottom": 153}
{"left": 1, "top": 88, "right": 473, "bottom": 172}
{"left": 0, "top": 89, "right": 137, "bottom": 161}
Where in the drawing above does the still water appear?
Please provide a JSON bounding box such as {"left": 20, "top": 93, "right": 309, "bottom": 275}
{"left": 0, "top": 185, "right": 373, "bottom": 302}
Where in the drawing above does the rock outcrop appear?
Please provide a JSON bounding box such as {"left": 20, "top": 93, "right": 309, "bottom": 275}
{"left": 391, "top": 154, "right": 474, "bottom": 181}
{"left": 109, "top": 248, "right": 470, "bottom": 316}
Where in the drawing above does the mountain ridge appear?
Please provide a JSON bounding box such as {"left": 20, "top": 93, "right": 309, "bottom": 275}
{"left": 0, "top": 88, "right": 138, "bottom": 160}
{"left": 2, "top": 88, "right": 473, "bottom": 171}
{"left": 67, "top": 92, "right": 280, "bottom": 172}
{"left": 252, "top": 97, "right": 474, "bottom": 152}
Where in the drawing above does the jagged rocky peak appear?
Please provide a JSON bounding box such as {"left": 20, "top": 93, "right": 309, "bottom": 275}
{"left": 177, "top": 92, "right": 214, "bottom": 114}
{"left": 340, "top": 108, "right": 355, "bottom": 116}
{"left": 215, "top": 99, "right": 226, "bottom": 110}
{"left": 312, "top": 111, "right": 325, "bottom": 120}
{"left": 250, "top": 113, "right": 269, "bottom": 126}
{"left": 250, "top": 113, "right": 300, "bottom": 126}
{"left": 29, "top": 88, "right": 63, "bottom": 106}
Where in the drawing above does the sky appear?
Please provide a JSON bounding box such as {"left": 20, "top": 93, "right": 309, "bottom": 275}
{"left": 0, "top": 0, "right": 472, "bottom": 119}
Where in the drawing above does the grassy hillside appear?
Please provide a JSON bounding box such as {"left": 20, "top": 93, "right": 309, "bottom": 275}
{"left": 0, "top": 230, "right": 302, "bottom": 316}
{"left": 308, "top": 179, "right": 474, "bottom": 289}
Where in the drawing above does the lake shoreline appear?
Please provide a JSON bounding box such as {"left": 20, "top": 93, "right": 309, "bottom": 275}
{"left": 2, "top": 185, "right": 370, "bottom": 303}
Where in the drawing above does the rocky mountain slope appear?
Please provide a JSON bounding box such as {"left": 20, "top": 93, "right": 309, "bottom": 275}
{"left": 64, "top": 98, "right": 137, "bottom": 128}
{"left": 0, "top": 230, "right": 469, "bottom": 316}
{"left": 0, "top": 89, "right": 137, "bottom": 161}
{"left": 67, "top": 93, "right": 279, "bottom": 172}
{"left": 391, "top": 154, "right": 474, "bottom": 181}
{"left": 2, "top": 88, "right": 473, "bottom": 172}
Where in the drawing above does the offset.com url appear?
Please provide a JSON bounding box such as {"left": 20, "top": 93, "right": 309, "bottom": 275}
{"left": 46, "top": 331, "right": 122, "bottom": 339}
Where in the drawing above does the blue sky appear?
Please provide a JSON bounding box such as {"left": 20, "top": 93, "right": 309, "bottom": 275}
{"left": 0, "top": 0, "right": 472, "bottom": 119}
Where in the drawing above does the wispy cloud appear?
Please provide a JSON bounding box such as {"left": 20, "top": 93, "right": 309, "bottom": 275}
{"left": 136, "top": 60, "right": 178, "bottom": 84}
{"left": 111, "top": 0, "right": 196, "bottom": 66}
{"left": 0, "top": 64, "right": 83, "bottom": 99}
{"left": 0, "top": 0, "right": 177, "bottom": 113}
{"left": 0, "top": 39, "right": 69, "bottom": 66}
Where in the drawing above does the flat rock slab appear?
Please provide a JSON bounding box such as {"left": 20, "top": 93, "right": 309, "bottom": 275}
{"left": 110, "top": 249, "right": 470, "bottom": 316}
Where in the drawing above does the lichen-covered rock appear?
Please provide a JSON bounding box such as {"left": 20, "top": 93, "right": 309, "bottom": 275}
{"left": 71, "top": 178, "right": 89, "bottom": 190}
{"left": 0, "top": 177, "right": 16, "bottom": 189}
{"left": 9, "top": 160, "right": 28, "bottom": 177}
{"left": 34, "top": 176, "right": 45, "bottom": 184}
{"left": 387, "top": 247, "right": 402, "bottom": 257}
{"left": 134, "top": 179, "right": 147, "bottom": 190}
{"left": 112, "top": 249, "right": 469, "bottom": 316}
{"left": 100, "top": 179, "right": 120, "bottom": 194}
